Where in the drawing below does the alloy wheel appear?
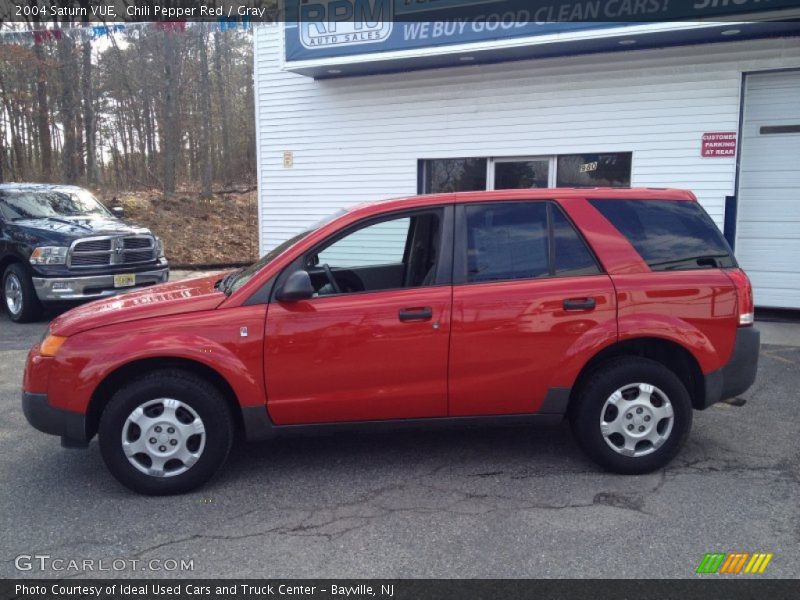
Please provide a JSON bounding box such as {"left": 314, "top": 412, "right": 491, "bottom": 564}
{"left": 4, "top": 273, "right": 23, "bottom": 316}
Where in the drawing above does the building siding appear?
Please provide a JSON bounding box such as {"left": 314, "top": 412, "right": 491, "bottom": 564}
{"left": 254, "top": 26, "right": 800, "bottom": 254}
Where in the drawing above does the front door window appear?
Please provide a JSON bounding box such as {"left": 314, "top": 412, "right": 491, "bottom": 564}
{"left": 308, "top": 210, "right": 443, "bottom": 296}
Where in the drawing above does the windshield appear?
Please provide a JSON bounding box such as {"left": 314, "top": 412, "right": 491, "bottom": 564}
{"left": 0, "top": 189, "right": 111, "bottom": 220}
{"left": 225, "top": 208, "right": 347, "bottom": 294}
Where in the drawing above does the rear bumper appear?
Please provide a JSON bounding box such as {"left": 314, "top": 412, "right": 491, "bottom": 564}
{"left": 32, "top": 266, "right": 169, "bottom": 302}
{"left": 21, "top": 391, "right": 89, "bottom": 444}
{"left": 702, "top": 327, "right": 760, "bottom": 409}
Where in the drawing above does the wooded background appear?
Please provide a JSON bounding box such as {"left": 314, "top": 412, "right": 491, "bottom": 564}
{"left": 0, "top": 24, "right": 255, "bottom": 196}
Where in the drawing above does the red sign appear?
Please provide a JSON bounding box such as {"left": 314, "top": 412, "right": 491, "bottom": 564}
{"left": 701, "top": 132, "right": 737, "bottom": 157}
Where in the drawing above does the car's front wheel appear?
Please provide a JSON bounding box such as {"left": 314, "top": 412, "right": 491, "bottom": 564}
{"left": 99, "top": 370, "right": 234, "bottom": 495}
{"left": 569, "top": 357, "right": 692, "bottom": 474}
{"left": 3, "top": 263, "right": 43, "bottom": 323}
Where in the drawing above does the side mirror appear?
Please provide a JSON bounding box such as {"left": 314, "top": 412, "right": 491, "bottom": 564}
{"left": 276, "top": 270, "right": 315, "bottom": 302}
{"left": 111, "top": 206, "right": 125, "bottom": 219}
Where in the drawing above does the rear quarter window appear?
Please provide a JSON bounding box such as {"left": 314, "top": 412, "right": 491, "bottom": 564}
{"left": 589, "top": 199, "right": 736, "bottom": 271}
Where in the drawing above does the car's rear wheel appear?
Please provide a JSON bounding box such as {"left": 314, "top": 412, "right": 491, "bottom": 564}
{"left": 569, "top": 357, "right": 692, "bottom": 474}
{"left": 3, "top": 263, "right": 43, "bottom": 323}
{"left": 99, "top": 370, "right": 234, "bottom": 495}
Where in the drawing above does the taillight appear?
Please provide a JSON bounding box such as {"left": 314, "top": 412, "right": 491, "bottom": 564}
{"left": 728, "top": 269, "right": 754, "bottom": 327}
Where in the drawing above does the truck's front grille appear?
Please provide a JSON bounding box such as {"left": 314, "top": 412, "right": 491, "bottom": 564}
{"left": 123, "top": 250, "right": 154, "bottom": 264}
{"left": 74, "top": 239, "right": 112, "bottom": 253}
{"left": 123, "top": 237, "right": 152, "bottom": 250}
{"left": 69, "top": 235, "right": 156, "bottom": 268}
{"left": 72, "top": 253, "right": 112, "bottom": 267}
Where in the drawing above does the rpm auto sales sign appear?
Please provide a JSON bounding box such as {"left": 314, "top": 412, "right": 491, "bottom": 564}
{"left": 701, "top": 131, "right": 737, "bottom": 157}
{"left": 299, "top": 0, "right": 393, "bottom": 50}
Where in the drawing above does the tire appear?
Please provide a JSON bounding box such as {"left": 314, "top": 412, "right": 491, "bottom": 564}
{"left": 569, "top": 357, "right": 692, "bottom": 475}
{"left": 3, "top": 263, "right": 43, "bottom": 323}
{"left": 99, "top": 370, "right": 234, "bottom": 495}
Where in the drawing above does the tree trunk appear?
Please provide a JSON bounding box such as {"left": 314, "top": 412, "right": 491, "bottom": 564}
{"left": 82, "top": 39, "right": 96, "bottom": 185}
{"left": 0, "top": 113, "right": 5, "bottom": 182}
{"left": 0, "top": 74, "right": 25, "bottom": 181}
{"left": 76, "top": 101, "right": 85, "bottom": 178}
{"left": 198, "top": 32, "right": 213, "bottom": 198}
{"left": 162, "top": 31, "right": 179, "bottom": 194}
{"left": 58, "top": 34, "right": 78, "bottom": 183}
{"left": 214, "top": 30, "right": 232, "bottom": 186}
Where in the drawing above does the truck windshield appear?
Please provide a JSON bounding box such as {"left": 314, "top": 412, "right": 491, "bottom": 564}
{"left": 226, "top": 208, "right": 347, "bottom": 294}
{"left": 0, "top": 189, "right": 111, "bottom": 220}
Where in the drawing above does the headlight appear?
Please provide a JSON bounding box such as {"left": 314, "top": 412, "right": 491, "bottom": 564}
{"left": 29, "top": 246, "right": 68, "bottom": 265}
{"left": 156, "top": 237, "right": 165, "bottom": 258}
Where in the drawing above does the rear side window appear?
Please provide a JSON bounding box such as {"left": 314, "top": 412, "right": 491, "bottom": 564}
{"left": 590, "top": 199, "right": 736, "bottom": 271}
{"left": 466, "top": 202, "right": 549, "bottom": 282}
{"left": 462, "top": 202, "right": 601, "bottom": 283}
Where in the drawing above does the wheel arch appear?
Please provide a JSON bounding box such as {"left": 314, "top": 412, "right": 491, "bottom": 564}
{"left": 568, "top": 337, "right": 707, "bottom": 412}
{"left": 0, "top": 254, "right": 36, "bottom": 286}
{"left": 0, "top": 253, "right": 23, "bottom": 274}
{"left": 0, "top": 251, "right": 37, "bottom": 278}
{"left": 87, "top": 357, "right": 244, "bottom": 439}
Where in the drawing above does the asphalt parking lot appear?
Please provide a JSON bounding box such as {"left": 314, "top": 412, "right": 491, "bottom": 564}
{"left": 1, "top": 306, "right": 798, "bottom": 579}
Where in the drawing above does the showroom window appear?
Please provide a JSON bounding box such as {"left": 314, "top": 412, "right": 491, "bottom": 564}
{"left": 420, "top": 152, "right": 632, "bottom": 193}
{"left": 420, "top": 158, "right": 487, "bottom": 193}
{"left": 494, "top": 159, "right": 550, "bottom": 189}
{"left": 556, "top": 153, "right": 632, "bottom": 187}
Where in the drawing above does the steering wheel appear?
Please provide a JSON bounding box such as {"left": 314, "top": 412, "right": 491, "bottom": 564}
{"left": 321, "top": 264, "right": 342, "bottom": 294}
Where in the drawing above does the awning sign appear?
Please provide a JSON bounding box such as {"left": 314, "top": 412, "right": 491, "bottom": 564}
{"left": 701, "top": 132, "right": 737, "bottom": 158}
{"left": 284, "top": 0, "right": 800, "bottom": 63}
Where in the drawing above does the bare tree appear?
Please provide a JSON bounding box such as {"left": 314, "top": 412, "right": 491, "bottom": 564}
{"left": 198, "top": 31, "right": 213, "bottom": 198}
{"left": 33, "top": 42, "right": 53, "bottom": 179}
{"left": 0, "top": 24, "right": 254, "bottom": 191}
{"left": 214, "top": 29, "right": 232, "bottom": 186}
{"left": 57, "top": 32, "right": 79, "bottom": 183}
{"left": 82, "top": 38, "right": 95, "bottom": 184}
{"left": 161, "top": 29, "right": 179, "bottom": 194}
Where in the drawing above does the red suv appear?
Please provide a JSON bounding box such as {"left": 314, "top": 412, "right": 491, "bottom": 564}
{"left": 22, "top": 189, "right": 759, "bottom": 494}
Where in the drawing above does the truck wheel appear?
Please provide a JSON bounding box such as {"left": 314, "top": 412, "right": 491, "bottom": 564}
{"left": 99, "top": 370, "right": 234, "bottom": 495}
{"left": 569, "top": 357, "right": 692, "bottom": 475}
{"left": 3, "top": 263, "right": 43, "bottom": 323}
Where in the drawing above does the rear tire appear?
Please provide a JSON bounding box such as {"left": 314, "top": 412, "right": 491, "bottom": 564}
{"left": 569, "top": 357, "right": 692, "bottom": 474}
{"left": 3, "top": 263, "right": 43, "bottom": 323}
{"left": 99, "top": 370, "right": 234, "bottom": 495}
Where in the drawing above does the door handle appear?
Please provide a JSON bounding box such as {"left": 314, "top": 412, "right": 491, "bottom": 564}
{"left": 563, "top": 297, "right": 596, "bottom": 311}
{"left": 399, "top": 307, "right": 433, "bottom": 322}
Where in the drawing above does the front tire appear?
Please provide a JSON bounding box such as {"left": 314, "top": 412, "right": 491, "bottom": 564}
{"left": 3, "top": 263, "right": 43, "bottom": 323}
{"left": 99, "top": 370, "right": 234, "bottom": 495}
{"left": 569, "top": 357, "right": 692, "bottom": 474}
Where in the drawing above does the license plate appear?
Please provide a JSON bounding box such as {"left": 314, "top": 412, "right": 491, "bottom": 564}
{"left": 113, "top": 274, "right": 136, "bottom": 288}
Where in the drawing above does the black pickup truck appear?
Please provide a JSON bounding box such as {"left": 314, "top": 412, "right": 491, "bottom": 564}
{"left": 1, "top": 183, "right": 169, "bottom": 322}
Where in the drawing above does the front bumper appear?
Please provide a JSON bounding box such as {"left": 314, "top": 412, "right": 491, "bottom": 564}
{"left": 32, "top": 267, "right": 169, "bottom": 302}
{"left": 702, "top": 327, "right": 760, "bottom": 409}
{"left": 21, "top": 391, "right": 89, "bottom": 445}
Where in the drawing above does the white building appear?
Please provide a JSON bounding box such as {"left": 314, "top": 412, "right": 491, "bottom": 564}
{"left": 254, "top": 11, "right": 800, "bottom": 308}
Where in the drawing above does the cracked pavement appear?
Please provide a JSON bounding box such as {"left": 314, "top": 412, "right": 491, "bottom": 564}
{"left": 1, "top": 310, "right": 798, "bottom": 578}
